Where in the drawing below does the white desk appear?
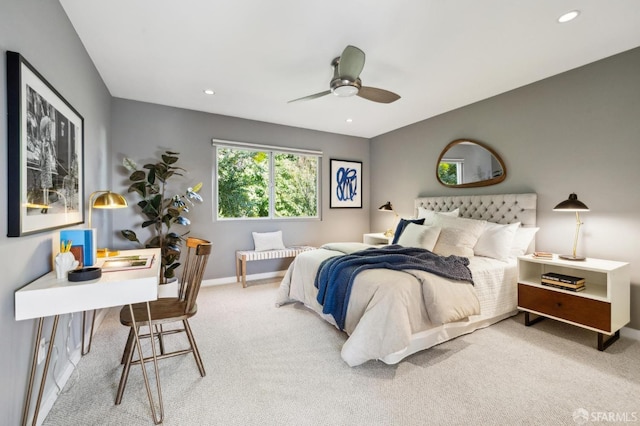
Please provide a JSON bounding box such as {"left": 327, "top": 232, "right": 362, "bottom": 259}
{"left": 15, "top": 248, "right": 163, "bottom": 425}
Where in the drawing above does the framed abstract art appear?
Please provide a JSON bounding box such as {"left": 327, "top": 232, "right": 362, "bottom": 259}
{"left": 329, "top": 159, "right": 362, "bottom": 208}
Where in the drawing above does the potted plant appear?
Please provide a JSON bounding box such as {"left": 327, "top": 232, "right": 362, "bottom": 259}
{"left": 120, "top": 150, "right": 203, "bottom": 283}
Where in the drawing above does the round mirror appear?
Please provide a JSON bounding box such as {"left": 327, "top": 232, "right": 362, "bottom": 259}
{"left": 436, "top": 139, "right": 506, "bottom": 188}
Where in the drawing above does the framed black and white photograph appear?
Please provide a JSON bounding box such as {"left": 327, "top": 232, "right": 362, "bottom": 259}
{"left": 7, "top": 51, "right": 84, "bottom": 237}
{"left": 329, "top": 159, "right": 362, "bottom": 208}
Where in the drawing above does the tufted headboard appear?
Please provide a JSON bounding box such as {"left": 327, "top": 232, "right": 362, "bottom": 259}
{"left": 414, "top": 193, "right": 537, "bottom": 227}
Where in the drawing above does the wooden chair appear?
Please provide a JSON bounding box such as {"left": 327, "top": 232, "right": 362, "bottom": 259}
{"left": 115, "top": 237, "right": 212, "bottom": 405}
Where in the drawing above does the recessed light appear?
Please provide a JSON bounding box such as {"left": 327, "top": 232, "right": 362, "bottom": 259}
{"left": 346, "top": 118, "right": 353, "bottom": 123}
{"left": 203, "top": 89, "right": 215, "bottom": 95}
{"left": 558, "top": 10, "right": 580, "bottom": 23}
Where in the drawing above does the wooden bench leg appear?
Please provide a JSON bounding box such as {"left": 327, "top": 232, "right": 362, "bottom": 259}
{"left": 235, "top": 254, "right": 240, "bottom": 284}
{"left": 241, "top": 255, "right": 247, "bottom": 288}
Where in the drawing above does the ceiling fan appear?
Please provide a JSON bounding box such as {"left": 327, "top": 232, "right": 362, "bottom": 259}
{"left": 288, "top": 45, "right": 401, "bottom": 104}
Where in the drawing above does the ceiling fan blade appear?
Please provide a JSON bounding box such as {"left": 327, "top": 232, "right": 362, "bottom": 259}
{"left": 357, "top": 86, "right": 401, "bottom": 104}
{"left": 287, "top": 90, "right": 331, "bottom": 103}
{"left": 338, "top": 45, "right": 365, "bottom": 81}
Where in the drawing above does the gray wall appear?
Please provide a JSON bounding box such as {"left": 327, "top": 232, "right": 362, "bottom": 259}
{"left": 370, "top": 47, "right": 640, "bottom": 329}
{"left": 0, "top": 1, "right": 113, "bottom": 424}
{"left": 2, "top": 2, "right": 638, "bottom": 424}
{"left": 109, "top": 99, "right": 370, "bottom": 280}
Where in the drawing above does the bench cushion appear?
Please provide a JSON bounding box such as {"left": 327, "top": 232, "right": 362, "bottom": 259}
{"left": 237, "top": 246, "right": 315, "bottom": 261}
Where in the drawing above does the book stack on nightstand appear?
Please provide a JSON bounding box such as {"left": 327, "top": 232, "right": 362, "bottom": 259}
{"left": 541, "top": 272, "right": 585, "bottom": 292}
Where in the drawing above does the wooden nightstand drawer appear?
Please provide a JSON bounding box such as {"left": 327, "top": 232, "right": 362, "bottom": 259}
{"left": 518, "top": 284, "right": 611, "bottom": 332}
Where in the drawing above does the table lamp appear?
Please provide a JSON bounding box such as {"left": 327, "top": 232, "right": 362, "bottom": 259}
{"left": 553, "top": 193, "right": 589, "bottom": 261}
{"left": 378, "top": 201, "right": 399, "bottom": 237}
{"left": 88, "top": 190, "right": 128, "bottom": 257}
{"left": 81, "top": 190, "right": 128, "bottom": 355}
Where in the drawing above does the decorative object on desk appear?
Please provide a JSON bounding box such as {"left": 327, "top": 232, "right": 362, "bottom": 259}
{"left": 330, "top": 159, "right": 362, "bottom": 208}
{"left": 378, "top": 201, "right": 399, "bottom": 237}
{"left": 60, "top": 229, "right": 96, "bottom": 267}
{"left": 67, "top": 267, "right": 102, "bottom": 282}
{"left": 120, "top": 151, "right": 204, "bottom": 283}
{"left": 553, "top": 193, "right": 589, "bottom": 261}
{"left": 6, "top": 51, "right": 84, "bottom": 237}
{"left": 55, "top": 241, "right": 79, "bottom": 279}
{"left": 98, "top": 254, "right": 155, "bottom": 272}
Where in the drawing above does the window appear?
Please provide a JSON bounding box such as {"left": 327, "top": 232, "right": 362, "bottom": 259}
{"left": 438, "top": 160, "right": 464, "bottom": 185}
{"left": 214, "top": 141, "right": 320, "bottom": 220}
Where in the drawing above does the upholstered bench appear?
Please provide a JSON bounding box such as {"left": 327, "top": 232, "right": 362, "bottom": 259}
{"left": 235, "top": 246, "right": 315, "bottom": 288}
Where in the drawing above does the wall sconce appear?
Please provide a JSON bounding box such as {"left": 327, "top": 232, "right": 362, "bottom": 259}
{"left": 378, "top": 201, "right": 399, "bottom": 237}
{"left": 553, "top": 193, "right": 589, "bottom": 261}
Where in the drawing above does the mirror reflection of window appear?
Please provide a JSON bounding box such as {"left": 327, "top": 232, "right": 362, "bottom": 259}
{"left": 438, "top": 160, "right": 463, "bottom": 185}
{"left": 436, "top": 139, "right": 506, "bottom": 188}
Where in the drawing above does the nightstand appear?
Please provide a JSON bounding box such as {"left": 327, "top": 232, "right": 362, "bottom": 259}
{"left": 363, "top": 233, "right": 393, "bottom": 245}
{"left": 517, "top": 254, "right": 630, "bottom": 351}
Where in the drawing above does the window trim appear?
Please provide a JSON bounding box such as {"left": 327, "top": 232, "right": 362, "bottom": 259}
{"left": 213, "top": 139, "right": 322, "bottom": 221}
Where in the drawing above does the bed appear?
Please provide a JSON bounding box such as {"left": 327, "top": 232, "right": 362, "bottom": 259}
{"left": 276, "top": 193, "right": 537, "bottom": 366}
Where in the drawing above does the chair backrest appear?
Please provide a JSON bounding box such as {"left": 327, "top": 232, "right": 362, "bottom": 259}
{"left": 178, "top": 237, "right": 212, "bottom": 312}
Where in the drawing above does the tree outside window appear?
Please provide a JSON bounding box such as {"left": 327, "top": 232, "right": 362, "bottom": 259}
{"left": 216, "top": 146, "right": 319, "bottom": 219}
{"left": 438, "top": 161, "right": 463, "bottom": 185}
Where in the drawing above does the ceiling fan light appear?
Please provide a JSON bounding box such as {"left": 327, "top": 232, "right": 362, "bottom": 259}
{"left": 558, "top": 10, "right": 580, "bottom": 23}
{"left": 332, "top": 85, "right": 359, "bottom": 97}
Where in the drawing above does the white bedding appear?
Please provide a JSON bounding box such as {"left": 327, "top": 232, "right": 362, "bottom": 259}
{"left": 276, "top": 244, "right": 518, "bottom": 366}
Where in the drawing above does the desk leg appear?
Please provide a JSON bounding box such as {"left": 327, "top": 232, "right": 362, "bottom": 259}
{"left": 128, "top": 302, "right": 164, "bottom": 424}
{"left": 22, "top": 315, "right": 59, "bottom": 426}
{"left": 81, "top": 309, "right": 96, "bottom": 355}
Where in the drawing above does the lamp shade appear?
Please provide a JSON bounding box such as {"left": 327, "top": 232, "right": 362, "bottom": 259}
{"left": 92, "top": 191, "right": 128, "bottom": 209}
{"left": 553, "top": 193, "right": 589, "bottom": 211}
{"left": 378, "top": 201, "right": 394, "bottom": 211}
{"left": 88, "top": 190, "right": 128, "bottom": 229}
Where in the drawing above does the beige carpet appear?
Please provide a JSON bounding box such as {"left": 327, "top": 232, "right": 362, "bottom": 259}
{"left": 43, "top": 279, "right": 640, "bottom": 425}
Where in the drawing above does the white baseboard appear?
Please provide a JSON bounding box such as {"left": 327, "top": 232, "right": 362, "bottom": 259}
{"left": 621, "top": 326, "right": 640, "bottom": 341}
{"left": 202, "top": 270, "right": 287, "bottom": 287}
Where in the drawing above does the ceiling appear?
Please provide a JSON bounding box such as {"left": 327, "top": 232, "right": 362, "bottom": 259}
{"left": 59, "top": 1, "right": 640, "bottom": 139}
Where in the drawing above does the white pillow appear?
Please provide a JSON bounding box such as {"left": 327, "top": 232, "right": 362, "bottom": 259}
{"left": 510, "top": 226, "right": 540, "bottom": 257}
{"left": 397, "top": 223, "right": 442, "bottom": 251}
{"left": 418, "top": 207, "right": 459, "bottom": 225}
{"left": 474, "top": 222, "right": 520, "bottom": 261}
{"left": 252, "top": 231, "right": 286, "bottom": 252}
{"left": 432, "top": 215, "right": 486, "bottom": 258}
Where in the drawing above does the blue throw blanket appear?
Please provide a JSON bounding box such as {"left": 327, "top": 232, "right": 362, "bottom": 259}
{"left": 314, "top": 245, "right": 473, "bottom": 330}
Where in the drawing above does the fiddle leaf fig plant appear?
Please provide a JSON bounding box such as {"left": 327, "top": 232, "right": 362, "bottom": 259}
{"left": 120, "top": 151, "right": 203, "bottom": 282}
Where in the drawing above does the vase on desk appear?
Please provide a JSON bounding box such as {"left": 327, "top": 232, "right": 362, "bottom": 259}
{"left": 55, "top": 252, "right": 79, "bottom": 279}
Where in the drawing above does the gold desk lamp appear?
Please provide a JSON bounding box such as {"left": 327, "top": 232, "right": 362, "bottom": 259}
{"left": 378, "top": 201, "right": 399, "bottom": 238}
{"left": 88, "top": 190, "right": 128, "bottom": 258}
{"left": 553, "top": 193, "right": 589, "bottom": 261}
{"left": 82, "top": 190, "right": 128, "bottom": 355}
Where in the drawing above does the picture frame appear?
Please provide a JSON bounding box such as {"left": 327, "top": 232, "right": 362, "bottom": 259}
{"left": 329, "top": 159, "right": 362, "bottom": 208}
{"left": 7, "top": 51, "right": 84, "bottom": 237}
